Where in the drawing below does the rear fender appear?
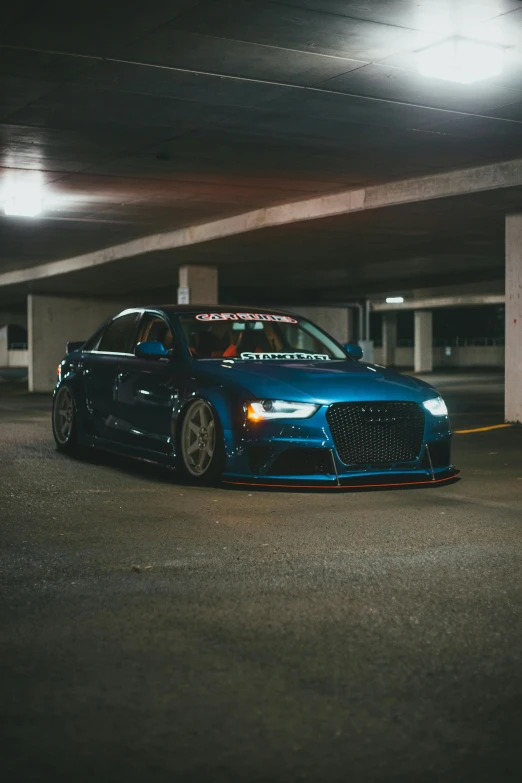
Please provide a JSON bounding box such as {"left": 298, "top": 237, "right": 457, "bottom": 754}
{"left": 55, "top": 368, "right": 92, "bottom": 446}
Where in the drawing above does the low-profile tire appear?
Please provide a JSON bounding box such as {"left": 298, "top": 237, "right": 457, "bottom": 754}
{"left": 52, "top": 385, "right": 79, "bottom": 453}
{"left": 178, "top": 398, "right": 224, "bottom": 484}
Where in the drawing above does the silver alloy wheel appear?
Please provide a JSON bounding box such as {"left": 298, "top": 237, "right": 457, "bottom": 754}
{"left": 181, "top": 400, "right": 216, "bottom": 477}
{"left": 53, "top": 386, "right": 74, "bottom": 445}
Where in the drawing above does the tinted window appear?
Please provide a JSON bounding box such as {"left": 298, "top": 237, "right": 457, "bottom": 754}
{"left": 97, "top": 313, "right": 139, "bottom": 353}
{"left": 178, "top": 313, "right": 347, "bottom": 360}
{"left": 135, "top": 313, "right": 176, "bottom": 351}
{"left": 83, "top": 328, "right": 104, "bottom": 352}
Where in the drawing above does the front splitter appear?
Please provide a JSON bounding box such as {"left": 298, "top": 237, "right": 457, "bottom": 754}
{"left": 222, "top": 467, "right": 461, "bottom": 490}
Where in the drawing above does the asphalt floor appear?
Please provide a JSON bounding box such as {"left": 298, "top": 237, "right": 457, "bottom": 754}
{"left": 1, "top": 371, "right": 521, "bottom": 783}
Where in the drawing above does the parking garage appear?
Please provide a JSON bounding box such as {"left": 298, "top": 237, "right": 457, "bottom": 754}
{"left": 1, "top": 2, "right": 522, "bottom": 782}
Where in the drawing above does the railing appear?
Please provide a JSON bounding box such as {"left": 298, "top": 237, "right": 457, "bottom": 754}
{"left": 433, "top": 338, "right": 504, "bottom": 347}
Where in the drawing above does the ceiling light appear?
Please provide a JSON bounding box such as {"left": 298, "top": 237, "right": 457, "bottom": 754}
{"left": 2, "top": 171, "right": 44, "bottom": 217}
{"left": 386, "top": 297, "right": 404, "bottom": 304}
{"left": 417, "top": 37, "right": 504, "bottom": 84}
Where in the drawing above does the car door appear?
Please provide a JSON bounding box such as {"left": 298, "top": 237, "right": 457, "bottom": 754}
{"left": 81, "top": 311, "right": 141, "bottom": 441}
{"left": 113, "top": 311, "right": 185, "bottom": 455}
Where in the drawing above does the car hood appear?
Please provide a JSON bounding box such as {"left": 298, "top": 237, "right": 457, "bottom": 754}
{"left": 195, "top": 359, "right": 435, "bottom": 404}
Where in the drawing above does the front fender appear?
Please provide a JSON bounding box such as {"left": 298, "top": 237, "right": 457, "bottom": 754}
{"left": 173, "top": 381, "right": 244, "bottom": 466}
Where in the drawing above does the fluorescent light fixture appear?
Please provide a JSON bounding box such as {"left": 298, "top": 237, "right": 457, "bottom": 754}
{"left": 386, "top": 297, "right": 404, "bottom": 304}
{"left": 417, "top": 37, "right": 504, "bottom": 84}
{"left": 2, "top": 171, "right": 44, "bottom": 217}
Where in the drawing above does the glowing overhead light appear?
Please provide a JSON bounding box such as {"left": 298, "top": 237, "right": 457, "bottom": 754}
{"left": 386, "top": 297, "right": 404, "bottom": 304}
{"left": 2, "top": 171, "right": 44, "bottom": 217}
{"left": 417, "top": 37, "right": 504, "bottom": 84}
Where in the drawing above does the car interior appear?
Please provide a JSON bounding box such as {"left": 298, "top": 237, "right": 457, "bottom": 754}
{"left": 137, "top": 316, "right": 175, "bottom": 351}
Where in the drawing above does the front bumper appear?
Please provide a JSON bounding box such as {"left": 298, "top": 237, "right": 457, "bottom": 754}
{"left": 221, "top": 404, "right": 458, "bottom": 488}
{"left": 223, "top": 468, "right": 460, "bottom": 489}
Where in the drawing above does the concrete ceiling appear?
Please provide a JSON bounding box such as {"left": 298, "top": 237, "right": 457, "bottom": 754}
{"left": 2, "top": 0, "right": 522, "bottom": 302}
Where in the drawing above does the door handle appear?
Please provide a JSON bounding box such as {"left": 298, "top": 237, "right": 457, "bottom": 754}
{"left": 113, "top": 369, "right": 130, "bottom": 401}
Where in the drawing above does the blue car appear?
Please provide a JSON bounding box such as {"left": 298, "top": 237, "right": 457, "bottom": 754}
{"left": 52, "top": 305, "right": 459, "bottom": 488}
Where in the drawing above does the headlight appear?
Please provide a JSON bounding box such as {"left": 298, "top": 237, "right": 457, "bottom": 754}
{"left": 423, "top": 396, "right": 448, "bottom": 416}
{"left": 246, "top": 400, "right": 320, "bottom": 421}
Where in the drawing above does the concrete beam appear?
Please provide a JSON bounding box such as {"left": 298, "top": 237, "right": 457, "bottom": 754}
{"left": 373, "top": 294, "right": 506, "bottom": 312}
{"left": 0, "top": 309, "right": 27, "bottom": 328}
{"left": 2, "top": 158, "right": 522, "bottom": 291}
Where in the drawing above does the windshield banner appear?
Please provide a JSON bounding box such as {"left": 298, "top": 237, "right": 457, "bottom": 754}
{"left": 195, "top": 312, "right": 298, "bottom": 323}
{"left": 240, "top": 352, "right": 330, "bottom": 361}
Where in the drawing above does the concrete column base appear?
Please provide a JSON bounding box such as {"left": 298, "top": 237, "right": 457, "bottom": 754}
{"left": 28, "top": 295, "right": 126, "bottom": 392}
{"left": 414, "top": 310, "right": 433, "bottom": 373}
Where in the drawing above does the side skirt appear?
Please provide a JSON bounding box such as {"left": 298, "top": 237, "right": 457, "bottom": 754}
{"left": 92, "top": 437, "right": 176, "bottom": 468}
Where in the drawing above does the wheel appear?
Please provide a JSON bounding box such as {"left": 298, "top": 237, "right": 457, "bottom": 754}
{"left": 179, "top": 399, "right": 224, "bottom": 483}
{"left": 52, "top": 385, "right": 78, "bottom": 452}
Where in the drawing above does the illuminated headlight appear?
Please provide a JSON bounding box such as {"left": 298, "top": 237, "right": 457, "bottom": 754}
{"left": 246, "top": 400, "right": 319, "bottom": 421}
{"left": 423, "top": 396, "right": 448, "bottom": 416}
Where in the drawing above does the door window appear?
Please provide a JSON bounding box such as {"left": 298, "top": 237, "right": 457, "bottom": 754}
{"left": 135, "top": 313, "right": 177, "bottom": 352}
{"left": 97, "top": 312, "right": 139, "bottom": 354}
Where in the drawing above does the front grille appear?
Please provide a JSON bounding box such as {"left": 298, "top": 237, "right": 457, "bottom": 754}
{"left": 327, "top": 402, "right": 425, "bottom": 466}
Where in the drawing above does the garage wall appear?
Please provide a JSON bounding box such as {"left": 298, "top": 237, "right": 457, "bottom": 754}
{"left": 28, "top": 295, "right": 128, "bottom": 392}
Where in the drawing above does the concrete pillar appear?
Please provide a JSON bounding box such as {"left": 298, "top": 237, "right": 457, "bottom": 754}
{"left": 414, "top": 310, "right": 433, "bottom": 373}
{"left": 0, "top": 325, "right": 8, "bottom": 367}
{"left": 28, "top": 295, "right": 126, "bottom": 392}
{"left": 382, "top": 312, "right": 397, "bottom": 366}
{"left": 178, "top": 265, "right": 218, "bottom": 304}
{"left": 506, "top": 214, "right": 522, "bottom": 422}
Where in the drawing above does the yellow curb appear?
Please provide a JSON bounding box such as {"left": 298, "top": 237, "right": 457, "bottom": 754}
{"left": 454, "top": 424, "right": 512, "bottom": 434}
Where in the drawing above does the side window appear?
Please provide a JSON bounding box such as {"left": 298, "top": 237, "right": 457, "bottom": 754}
{"left": 97, "top": 313, "right": 139, "bottom": 354}
{"left": 135, "top": 313, "right": 177, "bottom": 352}
{"left": 83, "top": 329, "right": 104, "bottom": 352}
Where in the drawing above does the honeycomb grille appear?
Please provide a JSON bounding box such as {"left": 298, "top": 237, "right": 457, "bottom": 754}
{"left": 327, "top": 402, "right": 425, "bottom": 466}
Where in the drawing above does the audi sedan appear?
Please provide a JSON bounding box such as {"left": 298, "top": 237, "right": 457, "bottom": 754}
{"left": 52, "top": 305, "right": 459, "bottom": 488}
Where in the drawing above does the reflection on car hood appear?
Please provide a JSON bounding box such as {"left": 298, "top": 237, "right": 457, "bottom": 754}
{"left": 196, "top": 359, "right": 432, "bottom": 403}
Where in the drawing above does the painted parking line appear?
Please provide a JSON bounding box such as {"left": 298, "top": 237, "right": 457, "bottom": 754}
{"left": 454, "top": 423, "right": 512, "bottom": 434}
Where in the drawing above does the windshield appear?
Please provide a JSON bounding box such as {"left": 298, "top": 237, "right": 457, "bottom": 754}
{"left": 178, "top": 312, "right": 348, "bottom": 361}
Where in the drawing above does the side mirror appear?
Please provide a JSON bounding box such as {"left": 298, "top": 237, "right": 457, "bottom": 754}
{"left": 135, "top": 341, "right": 169, "bottom": 360}
{"left": 344, "top": 343, "right": 363, "bottom": 361}
{"left": 67, "top": 341, "right": 85, "bottom": 353}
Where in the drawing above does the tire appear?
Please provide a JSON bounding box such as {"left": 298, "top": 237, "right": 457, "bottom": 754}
{"left": 52, "top": 385, "right": 79, "bottom": 453}
{"left": 178, "top": 399, "right": 224, "bottom": 484}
